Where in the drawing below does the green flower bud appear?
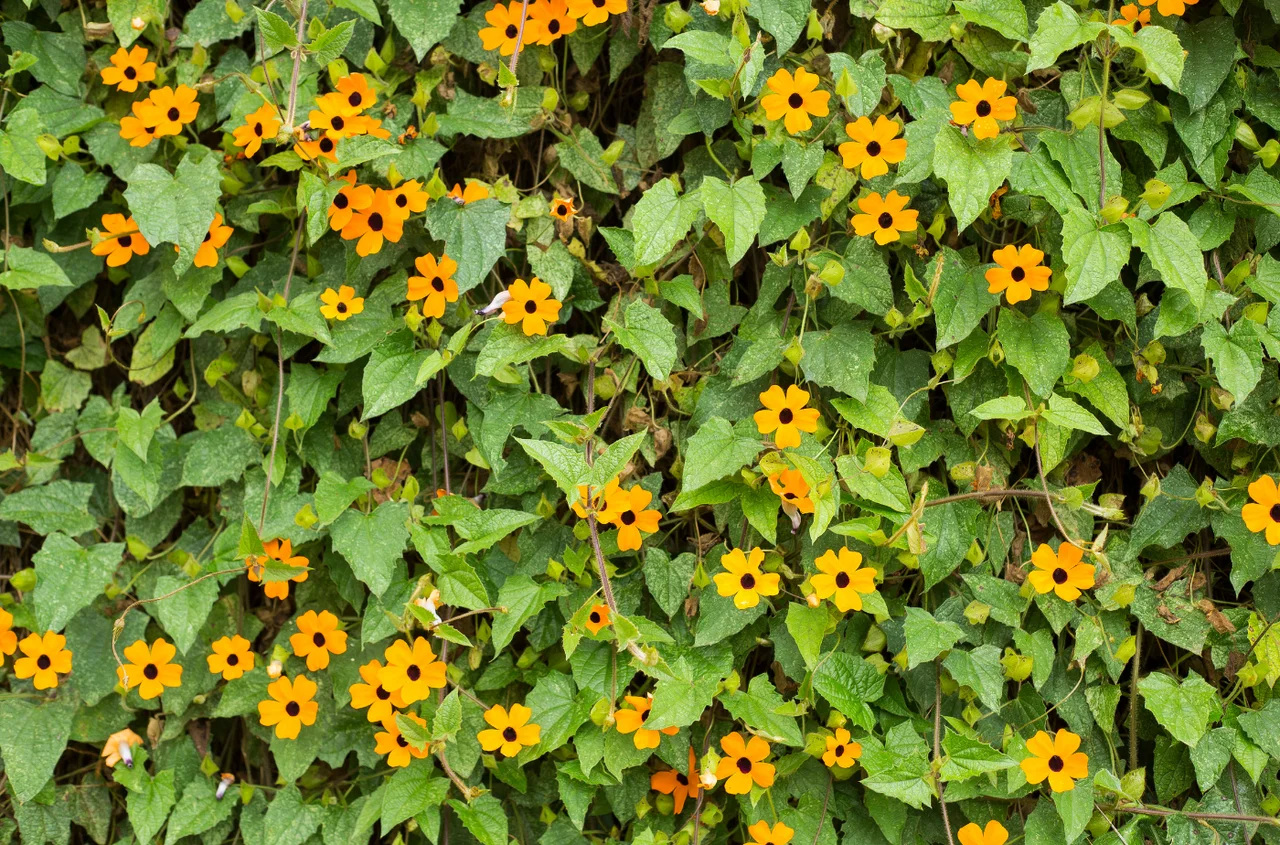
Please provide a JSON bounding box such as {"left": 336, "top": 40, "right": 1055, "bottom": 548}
{"left": 1070, "top": 353, "right": 1100, "bottom": 383}
{"left": 10, "top": 567, "right": 37, "bottom": 592}
{"left": 864, "top": 446, "right": 891, "bottom": 478}
{"left": 963, "top": 600, "right": 990, "bottom": 626}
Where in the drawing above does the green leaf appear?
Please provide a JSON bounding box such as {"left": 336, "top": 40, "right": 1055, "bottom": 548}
{"left": 998, "top": 308, "right": 1070, "bottom": 397}
{"left": 784, "top": 602, "right": 827, "bottom": 671}
{"left": 164, "top": 777, "right": 235, "bottom": 845}
{"left": 423, "top": 198, "right": 510, "bottom": 293}
{"left": 0, "top": 695, "right": 76, "bottom": 802}
{"left": 32, "top": 533, "right": 123, "bottom": 632}
{"left": 700, "top": 176, "right": 767, "bottom": 266}
{"left": 523, "top": 672, "right": 587, "bottom": 754}
{"left": 902, "top": 607, "right": 964, "bottom": 669}
{"left": 555, "top": 126, "right": 622, "bottom": 195}
{"left": 0, "top": 480, "right": 97, "bottom": 536}
{"left": 517, "top": 437, "right": 589, "bottom": 498}
{"left": 932, "top": 248, "right": 997, "bottom": 348}
{"left": 448, "top": 794, "right": 508, "bottom": 845}
{"left": 0, "top": 109, "right": 47, "bottom": 185}
{"left": 631, "top": 178, "right": 700, "bottom": 266}
{"left": 932, "top": 125, "right": 1013, "bottom": 232}
{"left": 940, "top": 731, "right": 1017, "bottom": 781}
{"left": 491, "top": 575, "right": 569, "bottom": 652}
{"left": 314, "top": 472, "right": 377, "bottom": 525}
{"left": 812, "top": 652, "right": 885, "bottom": 730}
{"left": 1201, "top": 320, "right": 1264, "bottom": 404}
{"left": 680, "top": 417, "right": 761, "bottom": 494}
{"left": 254, "top": 7, "right": 298, "bottom": 51}
{"left": 720, "top": 673, "right": 805, "bottom": 745}
{"left": 1042, "top": 393, "right": 1108, "bottom": 435}
{"left": 942, "top": 644, "right": 1004, "bottom": 711}
{"left": 330, "top": 502, "right": 410, "bottom": 598}
{"left": 40, "top": 360, "right": 92, "bottom": 412}
{"left": 362, "top": 331, "right": 432, "bottom": 419}
{"left": 1053, "top": 773, "right": 1094, "bottom": 844}
{"left": 1027, "top": 2, "right": 1105, "bottom": 73}
{"left": 745, "top": 0, "right": 807, "bottom": 53}
{"left": 969, "top": 395, "right": 1032, "bottom": 421}
{"left": 0, "top": 246, "right": 73, "bottom": 290}
{"left": 123, "top": 149, "right": 223, "bottom": 275}
{"left": 1125, "top": 212, "right": 1208, "bottom": 315}
{"left": 125, "top": 768, "right": 175, "bottom": 845}
{"left": 874, "top": 0, "right": 954, "bottom": 41}
{"left": 643, "top": 548, "right": 697, "bottom": 618}
{"left": 648, "top": 654, "right": 723, "bottom": 731}
{"left": 308, "top": 19, "right": 354, "bottom": 65}
{"left": 261, "top": 785, "right": 324, "bottom": 845}
{"left": 605, "top": 300, "right": 678, "bottom": 382}
{"left": 1061, "top": 208, "right": 1131, "bottom": 304}
{"left": 800, "top": 322, "right": 875, "bottom": 401}
{"left": 1138, "top": 672, "right": 1222, "bottom": 746}
{"left": 387, "top": 0, "right": 459, "bottom": 58}
{"left": 954, "top": 0, "right": 1028, "bottom": 41}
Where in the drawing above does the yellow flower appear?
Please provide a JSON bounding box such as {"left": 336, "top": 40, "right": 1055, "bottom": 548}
{"left": 289, "top": 609, "right": 348, "bottom": 671}
{"left": 340, "top": 189, "right": 404, "bottom": 256}
{"left": 245, "top": 538, "right": 309, "bottom": 599}
{"left": 309, "top": 92, "right": 365, "bottom": 141}
{"left": 822, "top": 727, "right": 861, "bottom": 769}
{"left": 549, "top": 195, "right": 577, "bottom": 221}
{"left": 949, "top": 78, "right": 1017, "bottom": 140}
{"left": 321, "top": 285, "right": 365, "bottom": 321}
{"left": 258, "top": 674, "right": 319, "bottom": 740}
{"left": 603, "top": 484, "right": 661, "bottom": 551}
{"left": 839, "top": 115, "right": 907, "bottom": 178}
{"left": 501, "top": 277, "right": 562, "bottom": 336}
{"left": 768, "top": 469, "right": 814, "bottom": 514}
{"left": 478, "top": 703, "right": 542, "bottom": 756}
{"left": 100, "top": 45, "right": 156, "bottom": 92}
{"left": 14, "top": 631, "right": 72, "bottom": 689}
{"left": 101, "top": 728, "right": 143, "bottom": 768}
{"left": 407, "top": 253, "right": 459, "bottom": 319}
{"left": 747, "top": 821, "right": 794, "bottom": 845}
{"left": 811, "top": 548, "right": 876, "bottom": 612}
{"left": 958, "top": 820, "right": 1009, "bottom": 845}
{"left": 295, "top": 134, "right": 337, "bottom": 163}
{"left": 650, "top": 748, "right": 700, "bottom": 814}
{"left": 336, "top": 72, "right": 377, "bottom": 112}
{"left": 328, "top": 170, "right": 374, "bottom": 231}
{"left": 851, "top": 190, "right": 918, "bottom": 245}
{"left": 760, "top": 67, "right": 830, "bottom": 134}
{"left": 379, "top": 637, "right": 447, "bottom": 704}
{"left": 119, "top": 104, "right": 158, "bottom": 147}
{"left": 145, "top": 85, "right": 201, "bottom": 137}
{"left": 1112, "top": 3, "right": 1151, "bottom": 28}
{"left": 585, "top": 604, "right": 611, "bottom": 635}
{"left": 375, "top": 714, "right": 430, "bottom": 767}
{"left": 448, "top": 181, "right": 490, "bottom": 204}
{"left": 0, "top": 607, "right": 16, "bottom": 666}
{"left": 572, "top": 477, "right": 622, "bottom": 523}
{"left": 529, "top": 0, "right": 577, "bottom": 43}
{"left": 231, "top": 103, "right": 281, "bottom": 157}
{"left": 479, "top": 1, "right": 545, "bottom": 55}
{"left": 984, "top": 244, "right": 1051, "bottom": 305}
{"left": 1138, "top": 0, "right": 1197, "bottom": 14}
{"left": 1020, "top": 729, "right": 1088, "bottom": 792}
{"left": 92, "top": 214, "right": 150, "bottom": 267}
{"left": 349, "top": 659, "right": 408, "bottom": 723}
{"left": 389, "top": 179, "right": 429, "bottom": 217}
{"left": 1243, "top": 475, "right": 1280, "bottom": 544}
{"left": 117, "top": 638, "right": 183, "bottom": 700}
{"left": 754, "top": 384, "right": 819, "bottom": 449}
{"left": 567, "top": 0, "right": 627, "bottom": 26}
{"left": 715, "top": 731, "right": 774, "bottom": 794}
{"left": 614, "top": 694, "right": 677, "bottom": 750}
{"left": 207, "top": 635, "right": 255, "bottom": 680}
{"left": 713, "top": 547, "right": 780, "bottom": 610}
{"left": 1026, "top": 542, "right": 1095, "bottom": 602}
{"left": 192, "top": 213, "right": 233, "bottom": 268}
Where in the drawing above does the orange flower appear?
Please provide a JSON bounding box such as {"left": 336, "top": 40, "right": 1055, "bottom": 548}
{"left": 811, "top": 548, "right": 876, "bottom": 612}
{"left": 585, "top": 604, "right": 611, "bottom": 634}
{"left": 851, "top": 190, "right": 918, "bottom": 244}
{"left": 747, "top": 821, "right": 794, "bottom": 845}
{"left": 375, "top": 714, "right": 430, "bottom": 767}
{"left": 118, "top": 638, "right": 183, "bottom": 700}
{"left": 614, "top": 694, "right": 678, "bottom": 749}
{"left": 479, "top": 1, "right": 545, "bottom": 55}
{"left": 1112, "top": 3, "right": 1151, "bottom": 27}
{"left": 760, "top": 67, "right": 830, "bottom": 134}
{"left": 549, "top": 195, "right": 577, "bottom": 221}
{"left": 388, "top": 180, "right": 429, "bottom": 218}
{"left": 715, "top": 731, "right": 774, "bottom": 794}
{"left": 146, "top": 85, "right": 200, "bottom": 137}
{"left": 328, "top": 171, "right": 374, "bottom": 231}
{"left": 258, "top": 674, "right": 319, "bottom": 739}
{"left": 289, "top": 609, "right": 348, "bottom": 671}
{"left": 839, "top": 115, "right": 907, "bottom": 178}
{"left": 567, "top": 0, "right": 627, "bottom": 26}
{"left": 958, "top": 821, "right": 1009, "bottom": 845}
{"left": 350, "top": 659, "right": 408, "bottom": 723}
{"left": 754, "top": 384, "right": 819, "bottom": 449}
{"left": 448, "top": 181, "right": 490, "bottom": 204}
{"left": 101, "top": 728, "right": 143, "bottom": 768}
{"left": 100, "top": 45, "right": 155, "bottom": 92}
{"left": 119, "top": 102, "right": 159, "bottom": 147}
{"left": 478, "top": 703, "right": 542, "bottom": 756}
{"left": 949, "top": 78, "right": 1017, "bottom": 140}
{"left": 768, "top": 469, "right": 814, "bottom": 514}
{"left": 336, "top": 72, "right": 376, "bottom": 112}
{"left": 14, "top": 631, "right": 72, "bottom": 689}
{"left": 321, "top": 285, "right": 365, "bottom": 321}
{"left": 310, "top": 92, "right": 365, "bottom": 140}
{"left": 985, "top": 244, "right": 1051, "bottom": 304}
{"left": 341, "top": 189, "right": 404, "bottom": 256}
{"left": 246, "top": 538, "right": 309, "bottom": 600}
{"left": 529, "top": 0, "right": 577, "bottom": 43}
{"left": 501, "top": 277, "right": 562, "bottom": 336}
{"left": 192, "top": 213, "right": 233, "bottom": 268}
{"left": 1020, "top": 729, "right": 1088, "bottom": 792}
{"left": 1027, "top": 542, "right": 1095, "bottom": 602}
{"left": 207, "top": 635, "right": 255, "bottom": 680}
{"left": 0, "top": 607, "right": 16, "bottom": 666}
{"left": 379, "top": 637, "right": 447, "bottom": 704}
{"left": 713, "top": 547, "right": 780, "bottom": 610}
{"left": 407, "top": 253, "right": 459, "bottom": 319}
{"left": 822, "top": 727, "right": 862, "bottom": 768}
{"left": 231, "top": 103, "right": 281, "bottom": 157}
{"left": 1242, "top": 475, "right": 1280, "bottom": 545}
{"left": 92, "top": 214, "right": 150, "bottom": 267}
{"left": 604, "top": 485, "right": 661, "bottom": 551}
{"left": 295, "top": 135, "right": 338, "bottom": 163}
{"left": 1138, "top": 0, "right": 1196, "bottom": 14}
{"left": 573, "top": 477, "right": 623, "bottom": 523}
{"left": 651, "top": 748, "right": 700, "bottom": 813}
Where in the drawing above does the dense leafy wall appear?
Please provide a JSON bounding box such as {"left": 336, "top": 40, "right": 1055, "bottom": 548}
{"left": 2, "top": 0, "right": 1280, "bottom": 842}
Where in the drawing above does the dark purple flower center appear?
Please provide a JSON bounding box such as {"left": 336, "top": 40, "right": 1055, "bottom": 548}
{"left": 778, "top": 408, "right": 793, "bottom": 424}
{"left": 976, "top": 100, "right": 992, "bottom": 117}
{"left": 866, "top": 140, "right": 881, "bottom": 156}
{"left": 1052, "top": 568, "right": 1068, "bottom": 585}
{"left": 1011, "top": 266, "right": 1026, "bottom": 282}
{"left": 621, "top": 510, "right": 636, "bottom": 525}
{"left": 406, "top": 664, "right": 421, "bottom": 681}
{"left": 835, "top": 572, "right": 850, "bottom": 589}
{"left": 37, "top": 655, "right": 51, "bottom": 670}
{"left": 740, "top": 573, "right": 756, "bottom": 590}
{"left": 878, "top": 212, "right": 894, "bottom": 229}
{"left": 736, "top": 757, "right": 752, "bottom": 773}
{"left": 1048, "top": 755, "right": 1064, "bottom": 772}
{"left": 144, "top": 664, "right": 159, "bottom": 680}
{"left": 368, "top": 213, "right": 383, "bottom": 231}
{"left": 503, "top": 727, "right": 518, "bottom": 741}
{"left": 286, "top": 701, "right": 301, "bottom": 717}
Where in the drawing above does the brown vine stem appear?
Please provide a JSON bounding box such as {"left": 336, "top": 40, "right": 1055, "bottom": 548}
{"left": 1108, "top": 805, "right": 1280, "bottom": 826}
{"left": 436, "top": 750, "right": 478, "bottom": 802}
{"left": 810, "top": 774, "right": 833, "bottom": 845}
{"left": 922, "top": 489, "right": 1056, "bottom": 509}
{"left": 1097, "top": 6, "right": 1113, "bottom": 210}
{"left": 283, "top": 0, "right": 309, "bottom": 132}
{"left": 259, "top": 212, "right": 306, "bottom": 533}
{"left": 934, "top": 659, "right": 956, "bottom": 845}
{"left": 506, "top": 0, "right": 531, "bottom": 80}
{"left": 1128, "top": 622, "right": 1142, "bottom": 772}
{"left": 1026, "top": 384, "right": 1080, "bottom": 546}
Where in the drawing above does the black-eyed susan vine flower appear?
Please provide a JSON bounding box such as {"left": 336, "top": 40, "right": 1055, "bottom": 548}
{"left": 246, "top": 539, "right": 309, "bottom": 599}
{"left": 92, "top": 214, "right": 150, "bottom": 266}
{"left": 192, "top": 213, "right": 233, "bottom": 268}
{"left": 1026, "top": 542, "right": 1095, "bottom": 602}
{"left": 258, "top": 674, "right": 319, "bottom": 739}
{"left": 0, "top": 607, "right": 18, "bottom": 666}
{"left": 14, "top": 631, "right": 72, "bottom": 689}
{"left": 342, "top": 189, "right": 404, "bottom": 256}
{"left": 768, "top": 469, "right": 814, "bottom": 515}
{"left": 207, "top": 635, "right": 255, "bottom": 680}
{"left": 101, "top": 728, "right": 143, "bottom": 768}
{"left": 958, "top": 821, "right": 1009, "bottom": 845}
{"left": 379, "top": 637, "right": 447, "bottom": 704}
{"left": 851, "top": 190, "right": 919, "bottom": 245}
{"left": 822, "top": 727, "right": 862, "bottom": 769}
{"left": 585, "top": 603, "right": 611, "bottom": 634}
{"left": 1113, "top": 3, "right": 1151, "bottom": 27}
{"left": 142, "top": 85, "right": 200, "bottom": 137}
{"left": 1139, "top": 0, "right": 1196, "bottom": 14}
{"left": 349, "top": 659, "right": 408, "bottom": 723}
{"left": 811, "top": 548, "right": 876, "bottom": 612}
{"left": 295, "top": 134, "right": 338, "bottom": 163}
{"left": 120, "top": 101, "right": 159, "bottom": 147}
{"left": 408, "top": 253, "right": 459, "bottom": 319}
{"left": 716, "top": 731, "right": 775, "bottom": 794}
{"left": 478, "top": 703, "right": 542, "bottom": 756}
{"left": 985, "top": 244, "right": 1051, "bottom": 304}
{"left": 614, "top": 694, "right": 678, "bottom": 749}
{"left": 572, "top": 477, "right": 622, "bottom": 522}
{"left": 754, "top": 384, "right": 819, "bottom": 449}
{"left": 651, "top": 748, "right": 699, "bottom": 813}
{"left": 389, "top": 180, "right": 428, "bottom": 217}
{"left": 309, "top": 93, "right": 364, "bottom": 140}
{"left": 449, "top": 181, "right": 490, "bottom": 204}
{"left": 529, "top": 0, "right": 576, "bottom": 43}
{"left": 501, "top": 277, "right": 563, "bottom": 336}
{"left": 1020, "top": 729, "right": 1088, "bottom": 792}
{"left": 375, "top": 714, "right": 430, "bottom": 767}
{"left": 950, "top": 78, "right": 1017, "bottom": 140}
{"left": 550, "top": 195, "right": 577, "bottom": 221}
{"left": 336, "top": 72, "right": 376, "bottom": 111}
{"left": 329, "top": 171, "right": 374, "bottom": 231}
{"left": 747, "top": 821, "right": 794, "bottom": 845}
{"left": 714, "top": 547, "right": 780, "bottom": 610}
{"left": 118, "top": 638, "right": 183, "bottom": 700}
{"left": 480, "top": 1, "right": 545, "bottom": 55}
{"left": 760, "top": 67, "right": 830, "bottom": 134}
{"left": 839, "top": 115, "right": 907, "bottom": 178}
{"left": 321, "top": 286, "right": 364, "bottom": 321}
{"left": 289, "top": 609, "right": 348, "bottom": 671}
{"left": 100, "top": 45, "right": 155, "bottom": 92}
{"left": 604, "top": 484, "right": 661, "bottom": 551}
{"left": 232, "top": 103, "right": 281, "bottom": 157}
{"left": 568, "top": 0, "right": 627, "bottom": 26}
{"left": 1243, "top": 475, "right": 1280, "bottom": 544}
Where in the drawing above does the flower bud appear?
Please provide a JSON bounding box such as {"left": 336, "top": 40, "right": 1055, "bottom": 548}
{"left": 1235, "top": 120, "right": 1261, "bottom": 152}
{"left": 963, "top": 600, "right": 990, "bottom": 626}
{"left": 1194, "top": 413, "right": 1217, "bottom": 444}
{"left": 10, "top": 568, "right": 36, "bottom": 592}
{"left": 863, "top": 446, "right": 891, "bottom": 478}
{"left": 1070, "top": 353, "right": 1100, "bottom": 383}
{"left": 1141, "top": 179, "right": 1171, "bottom": 210}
